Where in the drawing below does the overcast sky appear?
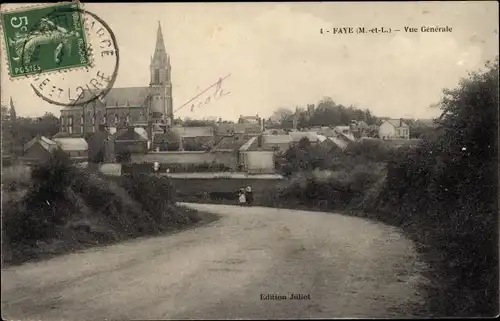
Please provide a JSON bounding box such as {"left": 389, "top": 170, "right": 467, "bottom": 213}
{"left": 1, "top": 1, "right": 498, "bottom": 121}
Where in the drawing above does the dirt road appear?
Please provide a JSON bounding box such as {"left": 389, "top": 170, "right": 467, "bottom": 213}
{"left": 2, "top": 204, "right": 429, "bottom": 320}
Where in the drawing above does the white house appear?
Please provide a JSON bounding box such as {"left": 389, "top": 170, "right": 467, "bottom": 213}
{"left": 378, "top": 119, "right": 410, "bottom": 140}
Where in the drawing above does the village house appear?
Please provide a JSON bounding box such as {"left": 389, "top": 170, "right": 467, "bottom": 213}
{"left": 289, "top": 131, "right": 319, "bottom": 145}
{"left": 87, "top": 125, "right": 115, "bottom": 163}
{"left": 378, "top": 119, "right": 410, "bottom": 140}
{"left": 21, "top": 135, "right": 89, "bottom": 164}
{"left": 172, "top": 126, "right": 215, "bottom": 151}
{"left": 114, "top": 127, "right": 149, "bottom": 154}
{"left": 52, "top": 138, "right": 89, "bottom": 162}
{"left": 21, "top": 135, "right": 59, "bottom": 164}
{"left": 261, "top": 134, "right": 293, "bottom": 153}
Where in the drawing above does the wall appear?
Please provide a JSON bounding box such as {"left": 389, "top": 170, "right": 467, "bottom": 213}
{"left": 22, "top": 143, "right": 52, "bottom": 163}
{"left": 241, "top": 151, "right": 275, "bottom": 174}
{"left": 130, "top": 150, "right": 238, "bottom": 170}
{"left": 170, "top": 176, "right": 284, "bottom": 201}
{"left": 378, "top": 122, "right": 396, "bottom": 139}
{"left": 60, "top": 106, "right": 148, "bottom": 134}
{"left": 115, "top": 141, "right": 148, "bottom": 154}
{"left": 99, "top": 163, "right": 122, "bottom": 176}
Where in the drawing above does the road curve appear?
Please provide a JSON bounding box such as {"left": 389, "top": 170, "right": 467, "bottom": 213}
{"left": 2, "top": 204, "right": 429, "bottom": 320}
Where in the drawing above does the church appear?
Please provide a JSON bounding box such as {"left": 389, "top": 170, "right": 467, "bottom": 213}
{"left": 57, "top": 22, "right": 174, "bottom": 138}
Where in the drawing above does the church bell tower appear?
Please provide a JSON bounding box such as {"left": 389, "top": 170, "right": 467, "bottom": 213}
{"left": 149, "top": 21, "right": 173, "bottom": 126}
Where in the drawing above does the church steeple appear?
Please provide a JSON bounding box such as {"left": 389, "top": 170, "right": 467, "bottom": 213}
{"left": 152, "top": 21, "right": 167, "bottom": 63}
{"left": 149, "top": 21, "right": 173, "bottom": 126}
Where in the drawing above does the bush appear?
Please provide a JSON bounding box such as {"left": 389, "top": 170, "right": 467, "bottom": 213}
{"left": 372, "top": 59, "right": 499, "bottom": 316}
{"left": 2, "top": 154, "right": 203, "bottom": 265}
{"left": 116, "top": 150, "right": 131, "bottom": 163}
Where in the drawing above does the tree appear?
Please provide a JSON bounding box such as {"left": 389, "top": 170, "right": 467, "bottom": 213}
{"left": 270, "top": 107, "right": 293, "bottom": 123}
{"left": 1, "top": 105, "right": 15, "bottom": 155}
{"left": 383, "top": 57, "right": 499, "bottom": 316}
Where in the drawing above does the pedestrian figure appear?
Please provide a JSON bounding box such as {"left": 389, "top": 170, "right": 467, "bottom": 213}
{"left": 245, "top": 186, "right": 253, "bottom": 206}
{"left": 238, "top": 188, "right": 246, "bottom": 206}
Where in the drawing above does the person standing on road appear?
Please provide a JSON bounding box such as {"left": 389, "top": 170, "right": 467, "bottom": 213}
{"left": 238, "top": 188, "right": 246, "bottom": 206}
{"left": 245, "top": 186, "right": 253, "bottom": 206}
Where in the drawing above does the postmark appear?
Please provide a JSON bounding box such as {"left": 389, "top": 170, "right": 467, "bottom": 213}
{"left": 1, "top": 2, "right": 120, "bottom": 107}
{"left": 1, "top": 2, "right": 89, "bottom": 77}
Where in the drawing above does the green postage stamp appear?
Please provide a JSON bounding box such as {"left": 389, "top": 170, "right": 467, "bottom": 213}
{"left": 1, "top": 2, "right": 90, "bottom": 78}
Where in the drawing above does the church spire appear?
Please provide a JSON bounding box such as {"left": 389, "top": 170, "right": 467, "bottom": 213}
{"left": 155, "top": 21, "right": 166, "bottom": 54}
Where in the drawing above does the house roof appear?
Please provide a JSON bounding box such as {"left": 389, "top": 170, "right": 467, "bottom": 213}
{"left": 263, "top": 134, "right": 292, "bottom": 145}
{"left": 172, "top": 126, "right": 214, "bottom": 138}
{"left": 239, "top": 137, "right": 258, "bottom": 151}
{"left": 53, "top": 138, "right": 88, "bottom": 151}
{"left": 72, "top": 87, "right": 150, "bottom": 108}
{"left": 52, "top": 132, "right": 85, "bottom": 139}
{"left": 316, "top": 134, "right": 327, "bottom": 142}
{"left": 328, "top": 136, "right": 349, "bottom": 149}
{"left": 318, "top": 128, "right": 335, "bottom": 137}
{"left": 214, "top": 136, "right": 246, "bottom": 149}
{"left": 239, "top": 115, "right": 260, "bottom": 122}
{"left": 384, "top": 119, "right": 409, "bottom": 128}
{"left": 215, "top": 123, "right": 235, "bottom": 135}
{"left": 24, "top": 136, "right": 58, "bottom": 152}
{"left": 134, "top": 127, "right": 149, "bottom": 140}
{"left": 114, "top": 128, "right": 148, "bottom": 141}
{"left": 334, "top": 126, "right": 350, "bottom": 132}
{"left": 414, "top": 119, "right": 437, "bottom": 127}
{"left": 263, "top": 128, "right": 286, "bottom": 135}
{"left": 289, "top": 131, "right": 318, "bottom": 142}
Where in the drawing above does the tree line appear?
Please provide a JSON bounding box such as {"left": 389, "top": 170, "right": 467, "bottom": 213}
{"left": 1, "top": 103, "right": 60, "bottom": 157}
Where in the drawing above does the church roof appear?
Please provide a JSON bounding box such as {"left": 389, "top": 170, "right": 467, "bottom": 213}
{"left": 67, "top": 87, "right": 150, "bottom": 109}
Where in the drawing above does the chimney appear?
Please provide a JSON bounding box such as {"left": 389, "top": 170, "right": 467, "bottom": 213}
{"left": 257, "top": 134, "right": 263, "bottom": 148}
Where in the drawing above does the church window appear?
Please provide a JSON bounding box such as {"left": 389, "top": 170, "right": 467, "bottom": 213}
{"left": 68, "top": 116, "right": 74, "bottom": 134}
{"left": 154, "top": 69, "right": 160, "bottom": 83}
{"left": 114, "top": 114, "right": 119, "bottom": 125}
{"left": 80, "top": 115, "right": 84, "bottom": 133}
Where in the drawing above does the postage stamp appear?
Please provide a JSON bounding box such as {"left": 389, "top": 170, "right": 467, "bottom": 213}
{"left": 1, "top": 3, "right": 120, "bottom": 107}
{"left": 0, "top": 2, "right": 90, "bottom": 78}
{"left": 26, "top": 6, "right": 120, "bottom": 107}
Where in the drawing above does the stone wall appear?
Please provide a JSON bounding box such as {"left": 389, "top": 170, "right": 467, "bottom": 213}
{"left": 130, "top": 150, "right": 239, "bottom": 170}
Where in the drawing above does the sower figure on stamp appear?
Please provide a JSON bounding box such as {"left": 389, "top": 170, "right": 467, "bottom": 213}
{"left": 245, "top": 186, "right": 253, "bottom": 206}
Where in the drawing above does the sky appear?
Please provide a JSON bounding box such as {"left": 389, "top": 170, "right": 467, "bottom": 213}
{"left": 1, "top": 1, "right": 498, "bottom": 121}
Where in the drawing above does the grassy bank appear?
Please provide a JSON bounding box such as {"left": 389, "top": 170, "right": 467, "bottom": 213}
{"left": 1, "top": 154, "right": 220, "bottom": 267}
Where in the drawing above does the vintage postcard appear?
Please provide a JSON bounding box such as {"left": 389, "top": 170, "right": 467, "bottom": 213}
{"left": 1, "top": 1, "right": 498, "bottom": 320}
